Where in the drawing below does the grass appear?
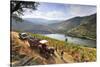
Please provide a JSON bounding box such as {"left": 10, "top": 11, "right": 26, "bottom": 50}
{"left": 67, "top": 23, "right": 96, "bottom": 40}
{"left": 11, "top": 31, "right": 96, "bottom": 64}
{"left": 29, "top": 33, "right": 96, "bottom": 62}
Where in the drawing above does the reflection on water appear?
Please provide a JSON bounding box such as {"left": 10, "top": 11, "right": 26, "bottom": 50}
{"left": 44, "top": 34, "right": 66, "bottom": 41}
{"left": 43, "top": 34, "right": 96, "bottom": 48}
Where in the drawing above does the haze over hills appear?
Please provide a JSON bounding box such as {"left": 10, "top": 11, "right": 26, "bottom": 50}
{"left": 48, "top": 17, "right": 83, "bottom": 33}
{"left": 11, "top": 13, "right": 96, "bottom": 40}
{"left": 24, "top": 18, "right": 61, "bottom": 25}
{"left": 48, "top": 13, "right": 96, "bottom": 38}
{"left": 11, "top": 17, "right": 54, "bottom": 33}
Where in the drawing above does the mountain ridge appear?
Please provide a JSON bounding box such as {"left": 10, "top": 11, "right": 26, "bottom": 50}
{"left": 11, "top": 17, "right": 54, "bottom": 33}
{"left": 48, "top": 13, "right": 96, "bottom": 39}
{"left": 67, "top": 14, "right": 96, "bottom": 40}
{"left": 23, "top": 18, "right": 61, "bottom": 25}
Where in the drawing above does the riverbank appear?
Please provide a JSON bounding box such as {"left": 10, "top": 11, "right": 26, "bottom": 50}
{"left": 29, "top": 32, "right": 96, "bottom": 62}
{"left": 66, "top": 33, "right": 96, "bottom": 41}
{"left": 42, "top": 34, "right": 96, "bottom": 48}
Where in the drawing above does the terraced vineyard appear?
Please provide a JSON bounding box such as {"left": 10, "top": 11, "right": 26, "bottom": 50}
{"left": 11, "top": 31, "right": 96, "bottom": 66}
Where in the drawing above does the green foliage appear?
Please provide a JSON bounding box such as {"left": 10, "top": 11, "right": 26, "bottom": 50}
{"left": 12, "top": 15, "right": 23, "bottom": 22}
{"left": 67, "top": 14, "right": 96, "bottom": 40}
{"left": 11, "top": 1, "right": 39, "bottom": 15}
{"left": 11, "top": 1, "right": 39, "bottom": 23}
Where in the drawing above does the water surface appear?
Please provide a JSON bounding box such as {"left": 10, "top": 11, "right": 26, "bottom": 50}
{"left": 44, "top": 34, "right": 96, "bottom": 48}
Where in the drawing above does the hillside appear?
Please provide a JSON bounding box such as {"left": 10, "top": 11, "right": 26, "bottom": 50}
{"left": 48, "top": 17, "right": 83, "bottom": 34}
{"left": 24, "top": 18, "right": 60, "bottom": 25}
{"left": 11, "top": 17, "right": 54, "bottom": 33}
{"left": 67, "top": 14, "right": 96, "bottom": 40}
{"left": 11, "top": 31, "right": 96, "bottom": 66}
{"left": 48, "top": 14, "right": 96, "bottom": 36}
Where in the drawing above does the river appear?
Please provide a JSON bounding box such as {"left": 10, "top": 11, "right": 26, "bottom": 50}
{"left": 43, "top": 34, "right": 96, "bottom": 48}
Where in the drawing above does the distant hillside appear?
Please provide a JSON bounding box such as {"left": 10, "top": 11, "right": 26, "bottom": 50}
{"left": 11, "top": 17, "right": 54, "bottom": 33}
{"left": 68, "top": 14, "right": 96, "bottom": 40}
{"left": 48, "top": 17, "right": 83, "bottom": 34}
{"left": 24, "top": 18, "right": 61, "bottom": 25}
{"left": 48, "top": 14, "right": 96, "bottom": 36}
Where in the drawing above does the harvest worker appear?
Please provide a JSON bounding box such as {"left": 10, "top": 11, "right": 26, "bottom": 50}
{"left": 39, "top": 40, "right": 48, "bottom": 44}
{"left": 61, "top": 50, "right": 64, "bottom": 59}
{"left": 39, "top": 40, "right": 48, "bottom": 52}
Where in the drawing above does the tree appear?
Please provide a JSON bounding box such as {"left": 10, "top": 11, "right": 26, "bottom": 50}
{"left": 10, "top": 0, "right": 39, "bottom": 21}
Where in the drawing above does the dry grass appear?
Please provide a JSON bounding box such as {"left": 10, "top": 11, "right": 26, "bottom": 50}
{"left": 11, "top": 31, "right": 96, "bottom": 66}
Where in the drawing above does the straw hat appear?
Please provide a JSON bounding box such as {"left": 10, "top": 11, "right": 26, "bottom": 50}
{"left": 39, "top": 40, "right": 48, "bottom": 44}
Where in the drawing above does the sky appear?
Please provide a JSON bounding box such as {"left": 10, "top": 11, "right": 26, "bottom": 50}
{"left": 22, "top": 2, "right": 96, "bottom": 20}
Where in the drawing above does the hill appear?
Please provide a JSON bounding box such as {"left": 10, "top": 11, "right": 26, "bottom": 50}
{"left": 48, "top": 16, "right": 83, "bottom": 34}
{"left": 11, "top": 17, "right": 54, "bottom": 33}
{"left": 24, "top": 18, "right": 61, "bottom": 25}
{"left": 67, "top": 14, "right": 96, "bottom": 40}
{"left": 48, "top": 14, "right": 96, "bottom": 37}
{"left": 11, "top": 31, "right": 96, "bottom": 66}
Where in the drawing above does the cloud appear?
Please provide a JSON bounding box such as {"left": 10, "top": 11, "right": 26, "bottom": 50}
{"left": 22, "top": 10, "right": 67, "bottom": 20}
{"left": 69, "top": 5, "right": 96, "bottom": 17}
{"left": 44, "top": 11, "right": 67, "bottom": 20}
{"left": 22, "top": 5, "right": 96, "bottom": 20}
